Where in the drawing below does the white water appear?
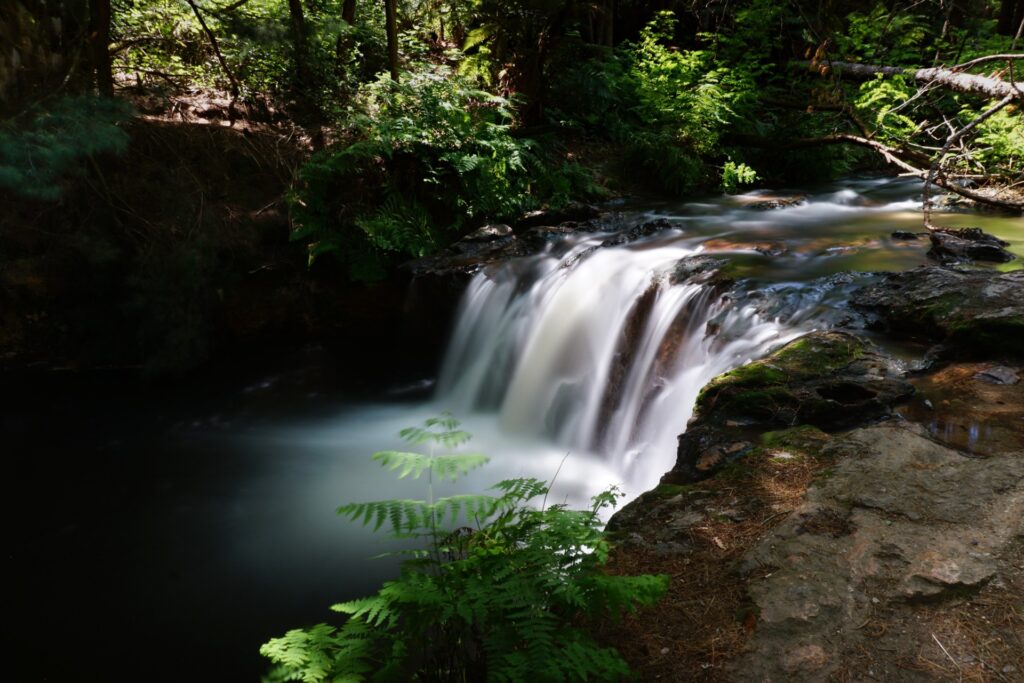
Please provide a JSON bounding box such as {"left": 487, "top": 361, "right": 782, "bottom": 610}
{"left": 268, "top": 178, "right": 939, "bottom": 515}
{"left": 432, "top": 233, "right": 806, "bottom": 500}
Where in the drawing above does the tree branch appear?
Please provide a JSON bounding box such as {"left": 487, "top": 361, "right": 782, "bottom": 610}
{"left": 923, "top": 94, "right": 1016, "bottom": 227}
{"left": 793, "top": 60, "right": 1024, "bottom": 99}
{"left": 726, "top": 133, "right": 1024, "bottom": 212}
{"left": 184, "top": 0, "right": 240, "bottom": 101}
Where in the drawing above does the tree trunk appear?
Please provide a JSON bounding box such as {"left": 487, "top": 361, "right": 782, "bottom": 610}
{"left": 287, "top": 0, "right": 310, "bottom": 87}
{"left": 384, "top": 0, "right": 399, "bottom": 80}
{"left": 796, "top": 60, "right": 1024, "bottom": 99}
{"left": 602, "top": 0, "right": 615, "bottom": 46}
{"left": 88, "top": 0, "right": 113, "bottom": 96}
{"left": 337, "top": 0, "right": 357, "bottom": 65}
{"left": 997, "top": 0, "right": 1024, "bottom": 36}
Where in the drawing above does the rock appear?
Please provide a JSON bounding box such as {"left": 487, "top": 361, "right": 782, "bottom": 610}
{"left": 598, "top": 218, "right": 674, "bottom": 248}
{"left": 975, "top": 365, "right": 1019, "bottom": 385}
{"left": 666, "top": 331, "right": 913, "bottom": 482}
{"left": 852, "top": 267, "right": 1024, "bottom": 359}
{"left": 903, "top": 547, "right": 996, "bottom": 599}
{"left": 891, "top": 230, "right": 921, "bottom": 240}
{"left": 670, "top": 255, "right": 731, "bottom": 287}
{"left": 730, "top": 421, "right": 1024, "bottom": 682}
{"left": 514, "top": 201, "right": 601, "bottom": 230}
{"left": 455, "top": 222, "right": 513, "bottom": 244}
{"left": 897, "top": 362, "right": 1024, "bottom": 456}
{"left": 754, "top": 242, "right": 789, "bottom": 257}
{"left": 927, "top": 227, "right": 1015, "bottom": 264}
{"left": 782, "top": 645, "right": 829, "bottom": 673}
{"left": 744, "top": 195, "right": 807, "bottom": 210}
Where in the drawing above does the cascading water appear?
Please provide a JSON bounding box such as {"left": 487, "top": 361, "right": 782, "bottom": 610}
{"left": 435, "top": 230, "right": 810, "bottom": 494}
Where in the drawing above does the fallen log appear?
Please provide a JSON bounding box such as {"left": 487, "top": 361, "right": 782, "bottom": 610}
{"left": 725, "top": 133, "right": 1024, "bottom": 212}
{"left": 793, "top": 60, "right": 1024, "bottom": 99}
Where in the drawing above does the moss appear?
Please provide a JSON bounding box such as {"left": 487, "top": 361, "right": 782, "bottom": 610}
{"left": 913, "top": 293, "right": 963, "bottom": 326}
{"left": 651, "top": 483, "right": 697, "bottom": 499}
{"left": 699, "top": 334, "right": 867, "bottom": 409}
{"left": 761, "top": 425, "right": 830, "bottom": 455}
{"left": 721, "top": 387, "right": 796, "bottom": 419}
{"left": 772, "top": 335, "right": 865, "bottom": 376}
{"left": 947, "top": 315, "right": 1024, "bottom": 357}
{"left": 721, "top": 362, "right": 787, "bottom": 387}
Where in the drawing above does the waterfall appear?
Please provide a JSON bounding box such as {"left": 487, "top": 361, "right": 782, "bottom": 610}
{"left": 434, "top": 231, "right": 809, "bottom": 488}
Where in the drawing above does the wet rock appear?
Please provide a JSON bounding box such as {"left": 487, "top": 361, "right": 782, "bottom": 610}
{"left": 518, "top": 222, "right": 595, "bottom": 253}
{"left": 669, "top": 256, "right": 731, "bottom": 287}
{"left": 891, "top": 230, "right": 921, "bottom": 240}
{"left": 754, "top": 243, "right": 789, "bottom": 256}
{"left": 852, "top": 267, "right": 1024, "bottom": 358}
{"left": 927, "top": 227, "right": 1015, "bottom": 264}
{"left": 666, "top": 331, "right": 913, "bottom": 482}
{"left": 452, "top": 223, "right": 513, "bottom": 248}
{"left": 744, "top": 195, "right": 807, "bottom": 210}
{"left": 975, "top": 365, "right": 1019, "bottom": 385}
{"left": 898, "top": 362, "right": 1024, "bottom": 456}
{"left": 598, "top": 218, "right": 674, "bottom": 248}
{"left": 514, "top": 201, "right": 600, "bottom": 230}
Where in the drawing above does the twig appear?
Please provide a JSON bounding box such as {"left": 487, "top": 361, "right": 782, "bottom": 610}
{"left": 542, "top": 451, "right": 571, "bottom": 512}
{"left": 931, "top": 633, "right": 962, "bottom": 682}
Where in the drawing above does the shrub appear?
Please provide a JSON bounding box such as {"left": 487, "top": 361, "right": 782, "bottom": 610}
{"left": 0, "top": 96, "right": 132, "bottom": 201}
{"left": 291, "top": 66, "right": 595, "bottom": 279}
{"left": 261, "top": 415, "right": 668, "bottom": 682}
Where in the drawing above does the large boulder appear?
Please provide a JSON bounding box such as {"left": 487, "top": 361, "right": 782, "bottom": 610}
{"left": 664, "top": 331, "right": 913, "bottom": 482}
{"left": 927, "top": 227, "right": 1015, "bottom": 264}
{"left": 852, "top": 266, "right": 1024, "bottom": 358}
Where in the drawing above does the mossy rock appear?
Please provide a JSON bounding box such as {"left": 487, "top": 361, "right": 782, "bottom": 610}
{"left": 697, "top": 331, "right": 878, "bottom": 426}
{"left": 667, "top": 331, "right": 913, "bottom": 483}
{"left": 853, "top": 268, "right": 1024, "bottom": 359}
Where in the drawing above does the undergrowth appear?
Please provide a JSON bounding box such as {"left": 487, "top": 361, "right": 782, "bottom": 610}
{"left": 261, "top": 414, "right": 668, "bottom": 682}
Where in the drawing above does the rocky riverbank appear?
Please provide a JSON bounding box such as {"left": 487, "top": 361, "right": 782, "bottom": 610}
{"left": 602, "top": 266, "right": 1024, "bottom": 681}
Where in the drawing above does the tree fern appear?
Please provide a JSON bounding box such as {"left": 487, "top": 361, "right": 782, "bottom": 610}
{"left": 262, "top": 415, "right": 669, "bottom": 682}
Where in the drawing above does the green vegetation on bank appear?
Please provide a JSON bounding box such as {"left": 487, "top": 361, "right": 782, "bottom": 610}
{"left": 260, "top": 415, "right": 668, "bottom": 681}
{"left": 2, "top": 0, "right": 1022, "bottom": 369}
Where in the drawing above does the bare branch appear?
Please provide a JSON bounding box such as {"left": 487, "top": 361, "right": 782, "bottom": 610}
{"left": 793, "top": 60, "right": 1024, "bottom": 99}
{"left": 923, "top": 94, "right": 1016, "bottom": 227}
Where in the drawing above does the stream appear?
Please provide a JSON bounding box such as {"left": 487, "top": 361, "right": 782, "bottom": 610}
{"left": 7, "top": 177, "right": 1023, "bottom": 680}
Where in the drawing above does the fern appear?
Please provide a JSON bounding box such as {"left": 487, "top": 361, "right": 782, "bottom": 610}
{"left": 261, "top": 415, "right": 668, "bottom": 682}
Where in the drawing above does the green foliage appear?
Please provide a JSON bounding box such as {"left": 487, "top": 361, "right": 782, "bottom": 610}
{"left": 721, "top": 160, "right": 757, "bottom": 194}
{"left": 0, "top": 97, "right": 132, "bottom": 200}
{"left": 261, "top": 415, "right": 668, "bottom": 682}
{"left": 834, "top": 3, "right": 930, "bottom": 64}
{"left": 852, "top": 74, "right": 918, "bottom": 145}
{"left": 965, "top": 105, "right": 1024, "bottom": 173}
{"left": 628, "top": 11, "right": 736, "bottom": 154}
{"left": 112, "top": 0, "right": 389, "bottom": 108}
{"left": 292, "top": 65, "right": 596, "bottom": 278}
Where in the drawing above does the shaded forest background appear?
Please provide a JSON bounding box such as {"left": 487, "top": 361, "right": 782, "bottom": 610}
{"left": 1, "top": 0, "right": 1022, "bottom": 375}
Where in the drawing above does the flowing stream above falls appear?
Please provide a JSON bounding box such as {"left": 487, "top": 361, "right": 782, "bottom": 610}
{"left": 10, "top": 177, "right": 1024, "bottom": 680}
